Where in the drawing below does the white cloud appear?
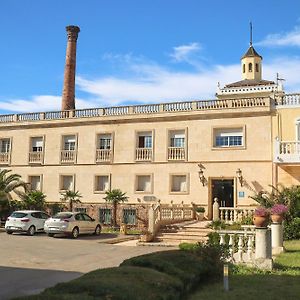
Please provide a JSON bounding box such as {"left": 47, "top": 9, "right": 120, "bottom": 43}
{"left": 257, "top": 26, "right": 300, "bottom": 47}
{"left": 170, "top": 42, "right": 202, "bottom": 63}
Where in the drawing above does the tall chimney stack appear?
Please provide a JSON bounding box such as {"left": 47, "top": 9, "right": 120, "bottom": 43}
{"left": 61, "top": 25, "right": 80, "bottom": 111}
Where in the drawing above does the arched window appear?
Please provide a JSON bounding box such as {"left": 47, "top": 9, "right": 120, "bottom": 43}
{"left": 243, "top": 64, "right": 245, "bottom": 73}
{"left": 255, "top": 63, "right": 259, "bottom": 72}
{"left": 249, "top": 63, "right": 252, "bottom": 72}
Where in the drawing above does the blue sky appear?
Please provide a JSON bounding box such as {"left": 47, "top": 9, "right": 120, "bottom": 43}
{"left": 1, "top": 0, "right": 300, "bottom": 113}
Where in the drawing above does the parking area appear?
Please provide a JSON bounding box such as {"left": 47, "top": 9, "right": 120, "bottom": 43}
{"left": 0, "top": 231, "right": 170, "bottom": 300}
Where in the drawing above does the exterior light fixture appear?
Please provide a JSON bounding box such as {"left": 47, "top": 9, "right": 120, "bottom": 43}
{"left": 198, "top": 163, "right": 206, "bottom": 186}
{"left": 236, "top": 168, "right": 244, "bottom": 186}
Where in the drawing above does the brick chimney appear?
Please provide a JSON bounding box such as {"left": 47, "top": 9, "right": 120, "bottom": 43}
{"left": 61, "top": 25, "right": 80, "bottom": 111}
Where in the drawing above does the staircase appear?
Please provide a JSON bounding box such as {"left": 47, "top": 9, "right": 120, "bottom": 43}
{"left": 155, "top": 220, "right": 213, "bottom": 246}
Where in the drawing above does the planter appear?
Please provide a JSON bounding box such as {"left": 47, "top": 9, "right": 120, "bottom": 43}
{"left": 196, "top": 212, "right": 205, "bottom": 221}
{"left": 271, "top": 214, "right": 284, "bottom": 224}
{"left": 140, "top": 233, "right": 153, "bottom": 242}
{"left": 253, "top": 215, "right": 269, "bottom": 228}
{"left": 120, "top": 223, "right": 127, "bottom": 235}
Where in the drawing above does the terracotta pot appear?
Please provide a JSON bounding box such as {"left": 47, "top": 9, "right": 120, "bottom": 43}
{"left": 271, "top": 214, "right": 283, "bottom": 224}
{"left": 253, "top": 215, "right": 269, "bottom": 228}
{"left": 196, "top": 212, "right": 204, "bottom": 221}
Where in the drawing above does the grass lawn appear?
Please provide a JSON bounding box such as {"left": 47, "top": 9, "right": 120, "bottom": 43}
{"left": 189, "top": 240, "right": 300, "bottom": 300}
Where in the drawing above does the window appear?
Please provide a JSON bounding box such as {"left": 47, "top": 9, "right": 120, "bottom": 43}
{"left": 249, "top": 63, "right": 252, "bottom": 72}
{"left": 137, "top": 132, "right": 152, "bottom": 148}
{"left": 123, "top": 209, "right": 136, "bottom": 225}
{"left": 214, "top": 128, "right": 244, "bottom": 148}
{"left": 136, "top": 175, "right": 152, "bottom": 193}
{"left": 28, "top": 175, "right": 42, "bottom": 191}
{"left": 170, "top": 175, "right": 188, "bottom": 193}
{"left": 75, "top": 207, "right": 87, "bottom": 213}
{"left": 170, "top": 131, "right": 185, "bottom": 147}
{"left": 95, "top": 175, "right": 110, "bottom": 192}
{"left": 0, "top": 138, "right": 10, "bottom": 153}
{"left": 98, "top": 134, "right": 111, "bottom": 150}
{"left": 63, "top": 135, "right": 76, "bottom": 151}
{"left": 60, "top": 175, "right": 74, "bottom": 191}
{"left": 99, "top": 208, "right": 112, "bottom": 225}
{"left": 255, "top": 63, "right": 259, "bottom": 72}
{"left": 243, "top": 64, "right": 245, "bottom": 73}
{"left": 31, "top": 137, "right": 43, "bottom": 152}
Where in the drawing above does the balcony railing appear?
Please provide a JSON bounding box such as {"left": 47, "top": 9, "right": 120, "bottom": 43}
{"left": 61, "top": 150, "right": 76, "bottom": 163}
{"left": 136, "top": 148, "right": 152, "bottom": 161}
{"left": 274, "top": 140, "right": 300, "bottom": 163}
{"left": 96, "top": 149, "right": 112, "bottom": 162}
{"left": 168, "top": 147, "right": 185, "bottom": 160}
{"left": 28, "top": 151, "right": 44, "bottom": 164}
{"left": 0, "top": 152, "right": 10, "bottom": 164}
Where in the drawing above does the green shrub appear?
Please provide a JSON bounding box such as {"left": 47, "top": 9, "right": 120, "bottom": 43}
{"left": 208, "top": 220, "right": 226, "bottom": 230}
{"left": 178, "top": 242, "right": 199, "bottom": 251}
{"left": 16, "top": 266, "right": 182, "bottom": 300}
{"left": 207, "top": 231, "right": 220, "bottom": 245}
{"left": 195, "top": 206, "right": 205, "bottom": 213}
{"left": 284, "top": 217, "right": 300, "bottom": 240}
{"left": 121, "top": 250, "right": 210, "bottom": 291}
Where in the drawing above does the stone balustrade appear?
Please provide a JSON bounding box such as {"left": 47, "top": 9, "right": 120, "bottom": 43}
{"left": 0, "top": 152, "right": 10, "bottom": 164}
{"left": 60, "top": 150, "right": 76, "bottom": 163}
{"left": 135, "top": 148, "right": 152, "bottom": 161}
{"left": 0, "top": 95, "right": 275, "bottom": 124}
{"left": 275, "top": 93, "right": 300, "bottom": 106}
{"left": 168, "top": 147, "right": 185, "bottom": 160}
{"left": 28, "top": 151, "right": 44, "bottom": 164}
{"left": 219, "top": 207, "right": 255, "bottom": 223}
{"left": 96, "top": 149, "right": 112, "bottom": 162}
{"left": 274, "top": 139, "right": 300, "bottom": 163}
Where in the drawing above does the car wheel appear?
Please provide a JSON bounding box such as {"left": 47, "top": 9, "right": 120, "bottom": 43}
{"left": 47, "top": 233, "right": 55, "bottom": 237}
{"left": 27, "top": 225, "right": 36, "bottom": 236}
{"left": 94, "top": 225, "right": 101, "bottom": 235}
{"left": 6, "top": 230, "right": 13, "bottom": 235}
{"left": 71, "top": 227, "right": 79, "bottom": 239}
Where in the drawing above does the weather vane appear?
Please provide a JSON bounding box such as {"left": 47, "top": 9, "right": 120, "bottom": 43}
{"left": 250, "top": 21, "right": 253, "bottom": 46}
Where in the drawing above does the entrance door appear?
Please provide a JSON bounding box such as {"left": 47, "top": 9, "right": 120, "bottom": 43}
{"left": 211, "top": 179, "right": 234, "bottom": 207}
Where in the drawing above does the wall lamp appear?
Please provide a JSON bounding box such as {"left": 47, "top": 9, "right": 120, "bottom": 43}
{"left": 236, "top": 168, "right": 244, "bottom": 187}
{"left": 198, "top": 163, "right": 206, "bottom": 186}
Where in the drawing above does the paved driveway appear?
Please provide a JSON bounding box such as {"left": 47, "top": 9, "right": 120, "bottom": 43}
{"left": 0, "top": 231, "right": 170, "bottom": 300}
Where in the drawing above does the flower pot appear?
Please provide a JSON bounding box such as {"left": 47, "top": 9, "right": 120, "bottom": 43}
{"left": 196, "top": 212, "right": 204, "bottom": 221}
{"left": 253, "top": 215, "right": 269, "bottom": 228}
{"left": 271, "top": 214, "right": 283, "bottom": 224}
{"left": 140, "top": 233, "right": 153, "bottom": 242}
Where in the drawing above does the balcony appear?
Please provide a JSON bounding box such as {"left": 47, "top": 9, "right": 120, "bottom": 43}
{"left": 274, "top": 140, "right": 300, "bottom": 163}
{"left": 61, "top": 150, "right": 76, "bottom": 163}
{"left": 168, "top": 147, "right": 185, "bottom": 160}
{"left": 136, "top": 148, "right": 152, "bottom": 161}
{"left": 0, "top": 152, "right": 10, "bottom": 164}
{"left": 29, "top": 151, "right": 44, "bottom": 164}
{"left": 96, "top": 149, "right": 112, "bottom": 163}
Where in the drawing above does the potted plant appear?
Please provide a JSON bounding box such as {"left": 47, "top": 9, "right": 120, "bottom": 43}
{"left": 270, "top": 204, "right": 288, "bottom": 223}
{"left": 139, "top": 229, "right": 154, "bottom": 242}
{"left": 195, "top": 206, "right": 205, "bottom": 221}
{"left": 253, "top": 207, "right": 270, "bottom": 228}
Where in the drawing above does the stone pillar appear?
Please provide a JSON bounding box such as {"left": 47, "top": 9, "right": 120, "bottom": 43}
{"left": 212, "top": 198, "right": 220, "bottom": 221}
{"left": 255, "top": 228, "right": 273, "bottom": 270}
{"left": 271, "top": 223, "right": 284, "bottom": 255}
{"left": 62, "top": 25, "right": 80, "bottom": 111}
{"left": 148, "top": 205, "right": 155, "bottom": 234}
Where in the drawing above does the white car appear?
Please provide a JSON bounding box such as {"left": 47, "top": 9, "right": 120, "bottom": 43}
{"left": 5, "top": 210, "right": 50, "bottom": 236}
{"left": 44, "top": 212, "right": 101, "bottom": 239}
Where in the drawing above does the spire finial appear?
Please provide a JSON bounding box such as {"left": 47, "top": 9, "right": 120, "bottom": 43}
{"left": 250, "top": 21, "right": 253, "bottom": 46}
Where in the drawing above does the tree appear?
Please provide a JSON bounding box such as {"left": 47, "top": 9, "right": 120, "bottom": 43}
{"left": 60, "top": 190, "right": 82, "bottom": 211}
{"left": 104, "top": 189, "right": 128, "bottom": 227}
{"left": 20, "top": 190, "right": 47, "bottom": 210}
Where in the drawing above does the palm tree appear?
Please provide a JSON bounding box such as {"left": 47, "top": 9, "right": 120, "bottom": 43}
{"left": 19, "top": 190, "right": 47, "bottom": 210}
{"left": 60, "top": 190, "right": 82, "bottom": 211}
{"left": 0, "top": 169, "right": 27, "bottom": 204}
{"left": 104, "top": 189, "right": 128, "bottom": 227}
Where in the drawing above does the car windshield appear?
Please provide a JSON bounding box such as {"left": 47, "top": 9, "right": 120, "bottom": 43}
{"left": 10, "top": 212, "right": 28, "bottom": 218}
{"left": 53, "top": 213, "right": 73, "bottom": 219}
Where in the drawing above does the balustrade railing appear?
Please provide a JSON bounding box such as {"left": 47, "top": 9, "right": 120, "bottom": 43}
{"left": 96, "top": 149, "right": 112, "bottom": 162}
{"left": 0, "top": 152, "right": 10, "bottom": 164}
{"left": 276, "top": 93, "right": 300, "bottom": 106}
{"left": 0, "top": 95, "right": 275, "bottom": 124}
{"left": 61, "top": 150, "right": 76, "bottom": 163}
{"left": 218, "top": 229, "right": 255, "bottom": 264}
{"left": 148, "top": 202, "right": 194, "bottom": 235}
{"left": 275, "top": 140, "right": 300, "bottom": 162}
{"left": 135, "top": 148, "right": 152, "bottom": 161}
{"left": 168, "top": 147, "right": 185, "bottom": 160}
{"left": 28, "top": 151, "right": 43, "bottom": 163}
{"left": 219, "top": 207, "right": 255, "bottom": 223}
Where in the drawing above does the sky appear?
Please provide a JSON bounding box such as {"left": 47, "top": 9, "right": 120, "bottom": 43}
{"left": 1, "top": 0, "right": 300, "bottom": 114}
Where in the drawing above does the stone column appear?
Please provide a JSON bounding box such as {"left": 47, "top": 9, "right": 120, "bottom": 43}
{"left": 255, "top": 228, "right": 273, "bottom": 270}
{"left": 212, "top": 198, "right": 220, "bottom": 221}
{"left": 62, "top": 25, "right": 80, "bottom": 111}
{"left": 271, "top": 223, "right": 284, "bottom": 255}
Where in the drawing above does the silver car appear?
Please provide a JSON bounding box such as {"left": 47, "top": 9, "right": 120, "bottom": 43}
{"left": 5, "top": 210, "right": 50, "bottom": 236}
{"left": 44, "top": 212, "right": 101, "bottom": 238}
